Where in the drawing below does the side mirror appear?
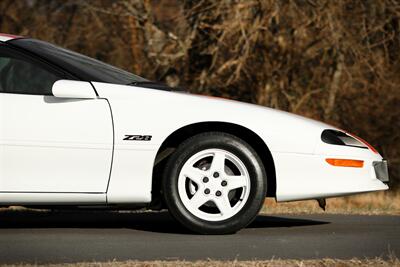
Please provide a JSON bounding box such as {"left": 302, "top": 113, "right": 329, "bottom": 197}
{"left": 52, "top": 80, "right": 97, "bottom": 99}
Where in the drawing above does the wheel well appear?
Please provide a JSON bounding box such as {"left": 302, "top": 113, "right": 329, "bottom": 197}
{"left": 151, "top": 122, "right": 276, "bottom": 208}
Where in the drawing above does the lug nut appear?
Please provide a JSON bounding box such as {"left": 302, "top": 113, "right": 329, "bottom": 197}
{"left": 203, "top": 177, "right": 209, "bottom": 183}
{"left": 215, "top": 190, "right": 222, "bottom": 197}
{"left": 213, "top": 172, "right": 219, "bottom": 178}
{"left": 221, "top": 180, "right": 227, "bottom": 187}
{"left": 204, "top": 188, "right": 210, "bottom": 194}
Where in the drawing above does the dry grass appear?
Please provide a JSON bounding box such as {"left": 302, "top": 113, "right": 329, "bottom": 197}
{"left": 262, "top": 191, "right": 400, "bottom": 215}
{"left": 2, "top": 257, "right": 400, "bottom": 267}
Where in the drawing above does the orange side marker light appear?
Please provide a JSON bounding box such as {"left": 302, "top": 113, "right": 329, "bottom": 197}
{"left": 325, "top": 158, "right": 364, "bottom": 168}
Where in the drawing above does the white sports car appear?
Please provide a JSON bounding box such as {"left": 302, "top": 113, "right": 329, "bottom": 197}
{"left": 0, "top": 33, "right": 389, "bottom": 234}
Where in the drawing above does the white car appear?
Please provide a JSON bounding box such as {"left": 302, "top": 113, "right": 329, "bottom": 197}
{"left": 0, "top": 33, "right": 389, "bottom": 234}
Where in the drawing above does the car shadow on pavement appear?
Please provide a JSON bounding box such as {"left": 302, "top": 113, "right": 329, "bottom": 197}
{"left": 249, "top": 215, "right": 329, "bottom": 229}
{"left": 0, "top": 209, "right": 329, "bottom": 234}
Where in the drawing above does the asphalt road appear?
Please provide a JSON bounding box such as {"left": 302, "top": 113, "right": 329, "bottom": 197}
{"left": 0, "top": 210, "right": 398, "bottom": 264}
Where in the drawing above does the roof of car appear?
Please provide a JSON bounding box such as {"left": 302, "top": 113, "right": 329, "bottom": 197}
{"left": 0, "top": 33, "right": 22, "bottom": 42}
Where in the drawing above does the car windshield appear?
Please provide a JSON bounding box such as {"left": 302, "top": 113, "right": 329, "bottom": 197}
{"left": 9, "top": 38, "right": 147, "bottom": 85}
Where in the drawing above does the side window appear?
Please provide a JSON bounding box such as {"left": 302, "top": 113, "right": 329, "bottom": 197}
{"left": 0, "top": 46, "right": 62, "bottom": 95}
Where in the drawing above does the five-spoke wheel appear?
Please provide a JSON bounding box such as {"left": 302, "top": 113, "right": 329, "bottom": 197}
{"left": 178, "top": 149, "right": 251, "bottom": 221}
{"left": 163, "top": 132, "right": 267, "bottom": 234}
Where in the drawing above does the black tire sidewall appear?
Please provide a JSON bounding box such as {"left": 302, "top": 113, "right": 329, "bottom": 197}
{"left": 162, "top": 132, "right": 267, "bottom": 234}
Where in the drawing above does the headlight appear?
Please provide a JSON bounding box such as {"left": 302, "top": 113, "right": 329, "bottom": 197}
{"left": 322, "top": 129, "right": 379, "bottom": 154}
{"left": 321, "top": 129, "right": 367, "bottom": 149}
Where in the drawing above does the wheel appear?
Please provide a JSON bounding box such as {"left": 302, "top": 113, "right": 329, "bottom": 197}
{"left": 162, "top": 132, "right": 267, "bottom": 234}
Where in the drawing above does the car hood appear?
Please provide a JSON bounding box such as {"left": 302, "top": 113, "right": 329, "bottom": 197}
{"left": 93, "top": 82, "right": 337, "bottom": 154}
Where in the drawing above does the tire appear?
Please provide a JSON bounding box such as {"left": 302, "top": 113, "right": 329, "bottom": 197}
{"left": 162, "top": 132, "right": 267, "bottom": 234}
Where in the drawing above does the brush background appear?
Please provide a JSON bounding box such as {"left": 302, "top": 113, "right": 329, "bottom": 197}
{"left": 0, "top": 0, "right": 398, "bottom": 188}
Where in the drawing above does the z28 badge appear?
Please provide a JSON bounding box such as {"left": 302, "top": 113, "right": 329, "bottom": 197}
{"left": 123, "top": 135, "right": 152, "bottom": 141}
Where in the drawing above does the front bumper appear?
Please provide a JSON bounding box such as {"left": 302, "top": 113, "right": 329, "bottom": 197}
{"left": 274, "top": 152, "right": 389, "bottom": 202}
{"left": 373, "top": 160, "right": 389, "bottom": 183}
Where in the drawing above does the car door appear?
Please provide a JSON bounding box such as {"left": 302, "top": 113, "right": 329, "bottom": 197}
{"left": 0, "top": 43, "right": 113, "bottom": 193}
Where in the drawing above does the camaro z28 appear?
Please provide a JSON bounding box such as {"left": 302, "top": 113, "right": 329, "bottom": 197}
{"left": 0, "top": 33, "right": 389, "bottom": 234}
